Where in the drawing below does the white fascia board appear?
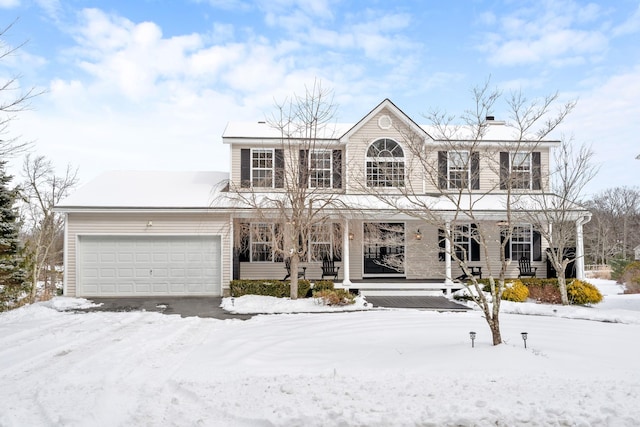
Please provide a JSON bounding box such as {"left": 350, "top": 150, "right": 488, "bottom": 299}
{"left": 54, "top": 207, "right": 235, "bottom": 214}
{"left": 223, "top": 137, "right": 342, "bottom": 146}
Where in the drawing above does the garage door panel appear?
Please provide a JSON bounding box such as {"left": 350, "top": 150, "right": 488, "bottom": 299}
{"left": 78, "top": 235, "right": 221, "bottom": 296}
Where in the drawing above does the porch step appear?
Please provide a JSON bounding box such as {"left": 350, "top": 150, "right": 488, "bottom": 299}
{"left": 359, "top": 289, "right": 445, "bottom": 297}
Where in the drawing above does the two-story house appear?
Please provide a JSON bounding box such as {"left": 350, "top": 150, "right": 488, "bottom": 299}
{"left": 56, "top": 99, "right": 591, "bottom": 298}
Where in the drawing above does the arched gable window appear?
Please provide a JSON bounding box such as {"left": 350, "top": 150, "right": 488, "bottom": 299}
{"left": 366, "top": 138, "right": 405, "bottom": 187}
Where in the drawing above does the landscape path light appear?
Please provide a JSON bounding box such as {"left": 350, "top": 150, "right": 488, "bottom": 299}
{"left": 521, "top": 332, "right": 528, "bottom": 348}
{"left": 469, "top": 331, "right": 476, "bottom": 348}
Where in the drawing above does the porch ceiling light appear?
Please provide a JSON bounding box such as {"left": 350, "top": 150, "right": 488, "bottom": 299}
{"left": 415, "top": 229, "right": 422, "bottom": 240}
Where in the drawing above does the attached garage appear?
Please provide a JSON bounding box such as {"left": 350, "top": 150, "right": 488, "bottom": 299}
{"left": 78, "top": 235, "right": 222, "bottom": 297}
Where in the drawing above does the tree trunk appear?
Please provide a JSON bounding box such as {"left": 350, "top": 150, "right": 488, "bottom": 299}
{"left": 290, "top": 254, "right": 299, "bottom": 300}
{"left": 557, "top": 275, "right": 569, "bottom": 305}
{"left": 487, "top": 316, "right": 503, "bottom": 345}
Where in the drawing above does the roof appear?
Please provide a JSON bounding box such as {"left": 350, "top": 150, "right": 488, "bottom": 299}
{"left": 222, "top": 98, "right": 560, "bottom": 145}
{"left": 56, "top": 171, "right": 229, "bottom": 210}
{"left": 222, "top": 121, "right": 354, "bottom": 142}
{"left": 57, "top": 170, "right": 588, "bottom": 219}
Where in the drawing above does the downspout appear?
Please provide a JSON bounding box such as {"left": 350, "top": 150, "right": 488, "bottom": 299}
{"left": 575, "top": 214, "right": 592, "bottom": 280}
{"left": 62, "top": 213, "right": 68, "bottom": 296}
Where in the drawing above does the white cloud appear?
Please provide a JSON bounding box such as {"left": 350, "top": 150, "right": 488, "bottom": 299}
{"left": 559, "top": 65, "right": 640, "bottom": 195}
{"left": 0, "top": 0, "right": 19, "bottom": 8}
{"left": 612, "top": 3, "right": 640, "bottom": 36}
{"left": 477, "top": 1, "right": 609, "bottom": 67}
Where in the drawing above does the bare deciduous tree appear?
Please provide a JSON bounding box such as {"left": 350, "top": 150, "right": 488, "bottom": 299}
{"left": 359, "top": 80, "right": 576, "bottom": 345}
{"left": 20, "top": 155, "right": 78, "bottom": 301}
{"left": 228, "top": 81, "right": 346, "bottom": 299}
{"left": 0, "top": 20, "right": 43, "bottom": 157}
{"left": 517, "top": 138, "right": 597, "bottom": 304}
{"left": 585, "top": 186, "right": 640, "bottom": 264}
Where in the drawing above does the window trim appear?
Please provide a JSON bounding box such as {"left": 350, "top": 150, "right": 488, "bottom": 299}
{"left": 448, "top": 151, "right": 470, "bottom": 189}
{"left": 250, "top": 148, "right": 275, "bottom": 188}
{"left": 510, "top": 224, "right": 533, "bottom": 262}
{"left": 510, "top": 151, "right": 532, "bottom": 190}
{"left": 439, "top": 223, "right": 478, "bottom": 262}
{"left": 365, "top": 138, "right": 405, "bottom": 188}
{"left": 308, "top": 223, "right": 334, "bottom": 262}
{"left": 250, "top": 222, "right": 275, "bottom": 262}
{"left": 308, "top": 149, "right": 333, "bottom": 189}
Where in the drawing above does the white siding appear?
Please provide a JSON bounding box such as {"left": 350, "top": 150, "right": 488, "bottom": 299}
{"left": 66, "top": 212, "right": 231, "bottom": 297}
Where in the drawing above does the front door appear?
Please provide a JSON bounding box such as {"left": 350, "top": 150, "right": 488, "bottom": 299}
{"left": 363, "top": 222, "right": 405, "bottom": 276}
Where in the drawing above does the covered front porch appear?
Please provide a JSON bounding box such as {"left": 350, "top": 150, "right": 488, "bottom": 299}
{"left": 229, "top": 214, "right": 590, "bottom": 296}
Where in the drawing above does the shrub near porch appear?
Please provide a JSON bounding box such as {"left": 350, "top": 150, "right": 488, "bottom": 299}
{"left": 230, "top": 280, "right": 311, "bottom": 298}
{"left": 470, "top": 278, "right": 603, "bottom": 305}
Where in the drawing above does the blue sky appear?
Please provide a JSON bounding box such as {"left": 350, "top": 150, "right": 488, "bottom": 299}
{"left": 1, "top": 0, "right": 639, "bottom": 196}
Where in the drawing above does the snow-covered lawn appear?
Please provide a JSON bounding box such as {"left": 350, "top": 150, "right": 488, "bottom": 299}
{"left": 1, "top": 280, "right": 639, "bottom": 426}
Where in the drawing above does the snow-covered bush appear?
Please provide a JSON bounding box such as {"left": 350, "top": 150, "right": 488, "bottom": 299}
{"left": 566, "top": 280, "right": 603, "bottom": 305}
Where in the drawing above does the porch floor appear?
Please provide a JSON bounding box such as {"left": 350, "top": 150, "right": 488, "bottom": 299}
{"left": 364, "top": 295, "right": 470, "bottom": 311}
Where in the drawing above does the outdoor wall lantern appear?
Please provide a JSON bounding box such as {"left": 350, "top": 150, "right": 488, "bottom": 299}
{"left": 415, "top": 229, "right": 422, "bottom": 240}
{"left": 147, "top": 220, "right": 153, "bottom": 227}
{"left": 521, "top": 332, "right": 528, "bottom": 348}
{"left": 469, "top": 331, "right": 476, "bottom": 348}
{"left": 348, "top": 232, "right": 354, "bottom": 240}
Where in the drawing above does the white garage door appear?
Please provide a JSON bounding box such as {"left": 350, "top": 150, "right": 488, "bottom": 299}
{"left": 78, "top": 235, "right": 221, "bottom": 296}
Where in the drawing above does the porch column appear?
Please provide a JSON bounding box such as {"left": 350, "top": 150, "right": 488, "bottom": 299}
{"left": 444, "top": 221, "right": 453, "bottom": 296}
{"left": 575, "top": 215, "right": 590, "bottom": 280}
{"left": 342, "top": 219, "right": 351, "bottom": 286}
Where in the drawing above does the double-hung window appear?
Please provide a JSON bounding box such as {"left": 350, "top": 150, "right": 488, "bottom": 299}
{"left": 510, "top": 225, "right": 533, "bottom": 261}
{"left": 251, "top": 149, "right": 274, "bottom": 188}
{"left": 438, "top": 224, "right": 480, "bottom": 262}
{"left": 250, "top": 223, "right": 274, "bottom": 262}
{"left": 309, "top": 150, "right": 332, "bottom": 188}
{"left": 366, "top": 139, "right": 405, "bottom": 187}
{"left": 309, "top": 224, "right": 333, "bottom": 261}
{"left": 500, "top": 151, "right": 541, "bottom": 190}
{"left": 511, "top": 152, "right": 531, "bottom": 189}
{"left": 448, "top": 151, "right": 470, "bottom": 189}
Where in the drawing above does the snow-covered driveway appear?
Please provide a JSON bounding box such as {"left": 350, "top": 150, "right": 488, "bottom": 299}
{"left": 1, "top": 289, "right": 640, "bottom": 426}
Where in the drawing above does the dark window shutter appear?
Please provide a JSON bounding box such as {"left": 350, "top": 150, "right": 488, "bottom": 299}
{"left": 274, "top": 149, "right": 284, "bottom": 188}
{"left": 500, "top": 152, "right": 509, "bottom": 190}
{"left": 240, "top": 149, "right": 250, "bottom": 188}
{"left": 471, "top": 152, "right": 480, "bottom": 190}
{"left": 438, "top": 228, "right": 446, "bottom": 262}
{"left": 532, "top": 151, "right": 541, "bottom": 190}
{"left": 332, "top": 150, "right": 342, "bottom": 189}
{"left": 500, "top": 228, "right": 511, "bottom": 260}
{"left": 239, "top": 222, "right": 250, "bottom": 262}
{"left": 299, "top": 149, "right": 309, "bottom": 187}
{"left": 532, "top": 229, "right": 542, "bottom": 261}
{"left": 471, "top": 223, "right": 480, "bottom": 261}
{"left": 438, "top": 151, "right": 448, "bottom": 189}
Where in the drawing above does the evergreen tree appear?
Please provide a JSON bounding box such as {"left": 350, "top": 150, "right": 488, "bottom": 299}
{"left": 0, "top": 160, "right": 28, "bottom": 311}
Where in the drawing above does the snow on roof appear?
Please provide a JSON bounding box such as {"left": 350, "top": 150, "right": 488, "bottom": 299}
{"left": 223, "top": 121, "right": 558, "bottom": 144}
{"left": 222, "top": 121, "right": 354, "bottom": 141}
{"left": 56, "top": 171, "right": 229, "bottom": 209}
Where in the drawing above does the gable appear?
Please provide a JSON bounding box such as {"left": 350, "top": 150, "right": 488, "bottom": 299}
{"left": 340, "top": 99, "right": 429, "bottom": 143}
